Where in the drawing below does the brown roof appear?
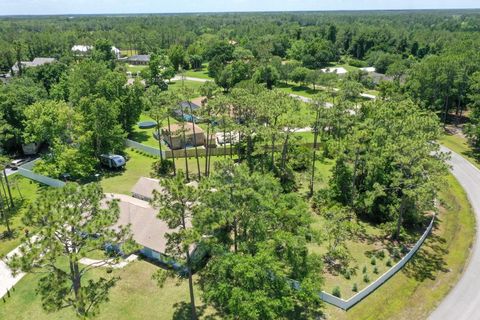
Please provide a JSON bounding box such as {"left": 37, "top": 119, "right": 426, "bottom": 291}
{"left": 107, "top": 194, "right": 191, "bottom": 254}
{"left": 131, "top": 177, "right": 164, "bottom": 200}
{"left": 163, "top": 122, "right": 204, "bottom": 135}
{"left": 191, "top": 96, "right": 207, "bottom": 107}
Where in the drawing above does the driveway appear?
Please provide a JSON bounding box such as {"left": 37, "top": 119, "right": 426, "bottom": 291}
{"left": 0, "top": 247, "right": 26, "bottom": 299}
{"left": 429, "top": 147, "right": 480, "bottom": 319}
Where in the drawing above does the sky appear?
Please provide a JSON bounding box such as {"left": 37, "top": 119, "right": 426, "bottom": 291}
{"left": 1, "top": 0, "right": 479, "bottom": 16}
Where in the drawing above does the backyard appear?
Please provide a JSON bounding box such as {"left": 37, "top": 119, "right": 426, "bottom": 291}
{"left": 0, "top": 175, "right": 43, "bottom": 258}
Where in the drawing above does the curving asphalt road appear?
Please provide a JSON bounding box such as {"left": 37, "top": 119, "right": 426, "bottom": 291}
{"left": 429, "top": 146, "right": 480, "bottom": 320}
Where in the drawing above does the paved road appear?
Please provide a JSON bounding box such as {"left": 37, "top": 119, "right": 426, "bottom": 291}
{"left": 429, "top": 146, "right": 480, "bottom": 320}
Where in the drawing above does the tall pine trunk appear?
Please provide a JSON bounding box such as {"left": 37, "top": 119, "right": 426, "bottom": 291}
{"left": 309, "top": 110, "right": 321, "bottom": 197}
{"left": 187, "top": 102, "right": 201, "bottom": 180}
{"left": 394, "top": 194, "right": 408, "bottom": 240}
{"left": 185, "top": 249, "right": 198, "bottom": 320}
{"left": 166, "top": 116, "right": 176, "bottom": 176}
{"left": 155, "top": 114, "right": 164, "bottom": 162}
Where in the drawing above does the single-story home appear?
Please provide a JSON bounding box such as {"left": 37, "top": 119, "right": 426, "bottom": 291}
{"left": 131, "top": 177, "right": 163, "bottom": 202}
{"left": 173, "top": 97, "right": 206, "bottom": 122}
{"left": 125, "top": 54, "right": 150, "bottom": 65}
{"left": 71, "top": 45, "right": 93, "bottom": 56}
{"left": 10, "top": 57, "right": 56, "bottom": 75}
{"left": 321, "top": 67, "right": 348, "bottom": 75}
{"left": 360, "top": 67, "right": 376, "bottom": 73}
{"left": 106, "top": 193, "right": 193, "bottom": 265}
{"left": 160, "top": 123, "right": 205, "bottom": 150}
{"left": 368, "top": 72, "right": 395, "bottom": 84}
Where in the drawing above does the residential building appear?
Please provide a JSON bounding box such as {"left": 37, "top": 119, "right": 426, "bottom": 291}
{"left": 159, "top": 123, "right": 205, "bottom": 150}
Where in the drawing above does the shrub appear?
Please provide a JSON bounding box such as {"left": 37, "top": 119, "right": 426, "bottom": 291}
{"left": 362, "top": 266, "right": 367, "bottom": 274}
{"left": 386, "top": 259, "right": 392, "bottom": 267}
{"left": 377, "top": 250, "right": 385, "bottom": 260}
{"left": 371, "top": 257, "right": 376, "bottom": 265}
{"left": 332, "top": 286, "right": 341, "bottom": 298}
{"left": 363, "top": 274, "right": 370, "bottom": 283}
{"left": 151, "top": 159, "right": 174, "bottom": 177}
{"left": 373, "top": 266, "right": 379, "bottom": 274}
{"left": 344, "top": 270, "right": 351, "bottom": 280}
{"left": 352, "top": 283, "right": 358, "bottom": 292}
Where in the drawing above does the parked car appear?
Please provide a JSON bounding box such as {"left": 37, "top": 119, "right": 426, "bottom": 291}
{"left": 8, "top": 158, "right": 29, "bottom": 170}
{"left": 100, "top": 154, "right": 126, "bottom": 169}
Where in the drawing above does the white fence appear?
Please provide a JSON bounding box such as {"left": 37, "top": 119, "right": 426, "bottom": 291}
{"left": 18, "top": 159, "right": 65, "bottom": 188}
{"left": 320, "top": 215, "right": 436, "bottom": 310}
{"left": 125, "top": 139, "right": 164, "bottom": 157}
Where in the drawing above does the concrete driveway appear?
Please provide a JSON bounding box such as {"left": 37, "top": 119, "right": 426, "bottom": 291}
{"left": 429, "top": 147, "right": 480, "bottom": 319}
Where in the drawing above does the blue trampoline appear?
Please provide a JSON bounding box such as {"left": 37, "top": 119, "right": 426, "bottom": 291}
{"left": 138, "top": 121, "right": 157, "bottom": 129}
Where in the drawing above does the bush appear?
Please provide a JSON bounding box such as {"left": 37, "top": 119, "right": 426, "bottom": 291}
{"left": 352, "top": 283, "right": 358, "bottom": 292}
{"left": 371, "top": 257, "right": 376, "bottom": 265}
{"left": 363, "top": 274, "right": 370, "bottom": 283}
{"left": 386, "top": 259, "right": 392, "bottom": 267}
{"left": 373, "top": 266, "right": 379, "bottom": 274}
{"left": 151, "top": 159, "right": 174, "bottom": 177}
{"left": 362, "top": 266, "right": 367, "bottom": 274}
{"left": 332, "top": 286, "right": 341, "bottom": 298}
{"left": 377, "top": 250, "right": 385, "bottom": 260}
{"left": 347, "top": 57, "right": 367, "bottom": 68}
{"left": 344, "top": 270, "right": 351, "bottom": 280}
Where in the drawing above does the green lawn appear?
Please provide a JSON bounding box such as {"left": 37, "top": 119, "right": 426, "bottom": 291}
{"left": 0, "top": 175, "right": 43, "bottom": 258}
{"left": 182, "top": 65, "right": 213, "bottom": 80}
{"left": 276, "top": 82, "right": 327, "bottom": 99}
{"left": 125, "top": 64, "right": 147, "bottom": 73}
{"left": 120, "top": 49, "right": 139, "bottom": 57}
{"left": 0, "top": 259, "right": 213, "bottom": 320}
{"left": 100, "top": 149, "right": 157, "bottom": 195}
{"left": 129, "top": 114, "right": 175, "bottom": 150}
{"left": 439, "top": 133, "right": 480, "bottom": 169}
{"left": 325, "top": 174, "right": 475, "bottom": 319}
{"left": 168, "top": 80, "right": 205, "bottom": 96}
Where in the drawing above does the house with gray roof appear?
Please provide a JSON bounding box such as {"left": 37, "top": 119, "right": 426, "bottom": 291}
{"left": 131, "top": 177, "right": 164, "bottom": 201}
{"left": 11, "top": 57, "right": 56, "bottom": 75}
{"left": 125, "top": 54, "right": 150, "bottom": 65}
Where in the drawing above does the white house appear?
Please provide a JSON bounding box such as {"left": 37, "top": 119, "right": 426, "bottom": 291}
{"left": 360, "top": 67, "right": 376, "bottom": 73}
{"left": 71, "top": 45, "right": 93, "bottom": 55}
{"left": 321, "top": 67, "right": 348, "bottom": 75}
{"left": 111, "top": 46, "right": 121, "bottom": 59}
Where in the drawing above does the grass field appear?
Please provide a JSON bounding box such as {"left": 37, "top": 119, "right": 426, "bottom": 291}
{"left": 182, "top": 64, "right": 213, "bottom": 80}
{"left": 125, "top": 64, "right": 147, "bottom": 73}
{"left": 439, "top": 132, "right": 480, "bottom": 169}
{"left": 325, "top": 174, "right": 475, "bottom": 319}
{"left": 276, "top": 82, "right": 327, "bottom": 99}
{"left": 100, "top": 149, "right": 157, "bottom": 195}
{"left": 168, "top": 80, "right": 205, "bottom": 96}
{"left": 0, "top": 175, "right": 43, "bottom": 258}
{"left": 0, "top": 259, "right": 212, "bottom": 320}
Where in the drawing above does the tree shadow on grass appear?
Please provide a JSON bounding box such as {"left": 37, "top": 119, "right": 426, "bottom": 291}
{"left": 172, "top": 302, "right": 214, "bottom": 320}
{"left": 401, "top": 231, "right": 448, "bottom": 282}
{"left": 129, "top": 130, "right": 151, "bottom": 144}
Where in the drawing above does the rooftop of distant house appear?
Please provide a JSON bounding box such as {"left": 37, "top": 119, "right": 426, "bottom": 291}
{"left": 163, "top": 122, "right": 204, "bottom": 135}
{"left": 126, "top": 54, "right": 150, "bottom": 62}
